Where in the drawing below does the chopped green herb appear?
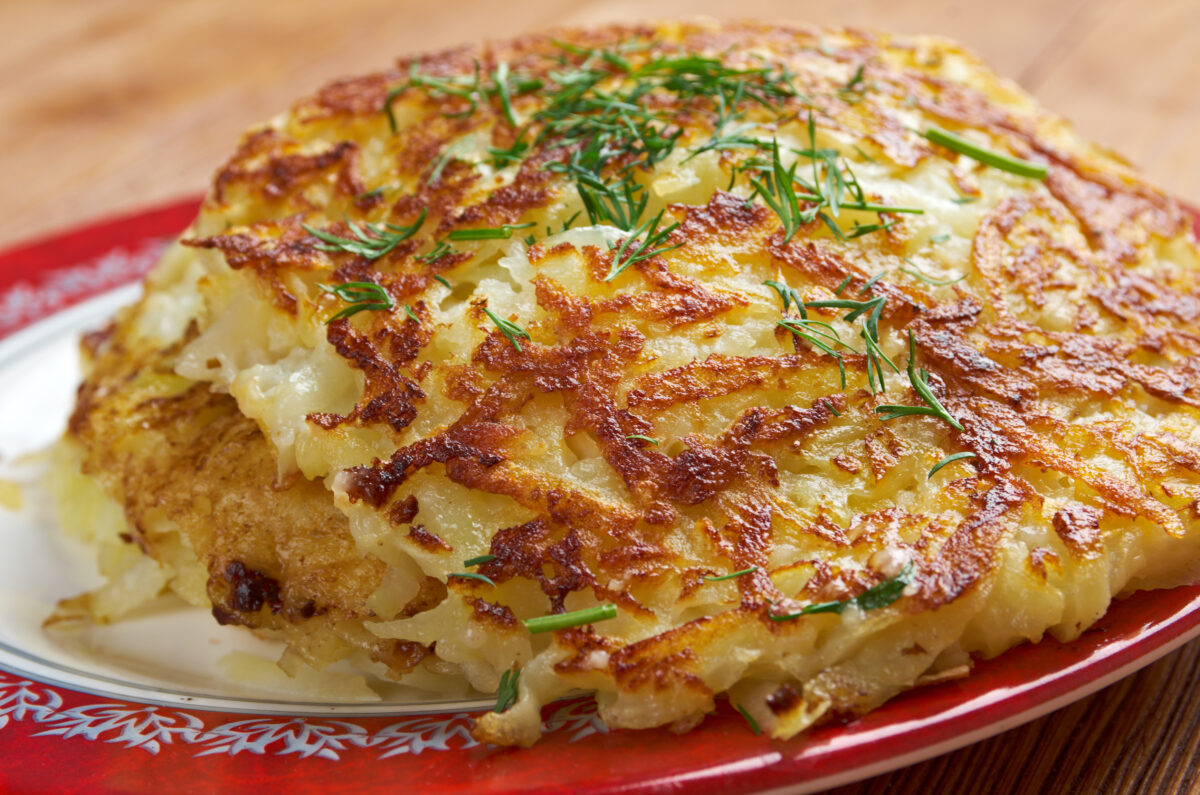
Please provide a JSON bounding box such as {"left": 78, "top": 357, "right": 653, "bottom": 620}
{"left": 923, "top": 126, "right": 1048, "bottom": 180}
{"left": 824, "top": 400, "right": 841, "bottom": 416}
{"left": 463, "top": 554, "right": 496, "bottom": 567}
{"left": 524, "top": 234, "right": 536, "bottom": 247}
{"left": 426, "top": 137, "right": 473, "bottom": 186}
{"left": 853, "top": 144, "right": 877, "bottom": 164}
{"left": 858, "top": 271, "right": 887, "bottom": 294}
{"left": 777, "top": 318, "right": 850, "bottom": 389}
{"left": 483, "top": 308, "right": 532, "bottom": 352}
{"left": 833, "top": 275, "right": 854, "bottom": 295}
{"left": 356, "top": 186, "right": 387, "bottom": 201}
{"left": 899, "top": 260, "right": 965, "bottom": 286}
{"left": 433, "top": 274, "right": 453, "bottom": 288}
{"left": 492, "top": 62, "right": 518, "bottom": 126}
{"left": 449, "top": 572, "right": 496, "bottom": 587}
{"left": 950, "top": 196, "right": 979, "bottom": 204}
{"left": 494, "top": 667, "right": 519, "bottom": 713}
{"left": 735, "top": 704, "right": 761, "bottom": 735}
{"left": 875, "top": 331, "right": 964, "bottom": 430}
{"left": 303, "top": 209, "right": 426, "bottom": 261}
{"left": 838, "top": 64, "right": 867, "bottom": 102}
{"left": 764, "top": 279, "right": 807, "bottom": 317}
{"left": 447, "top": 222, "right": 536, "bottom": 241}
{"left": 704, "top": 567, "right": 758, "bottom": 582}
{"left": 625, "top": 434, "right": 659, "bottom": 445}
{"left": 805, "top": 295, "right": 897, "bottom": 394}
{"left": 403, "top": 304, "right": 419, "bottom": 322}
{"left": 928, "top": 451, "right": 977, "bottom": 479}
{"left": 318, "top": 281, "right": 394, "bottom": 323}
{"left": 748, "top": 139, "right": 807, "bottom": 244}
{"left": 523, "top": 603, "right": 618, "bottom": 634}
{"left": 489, "top": 137, "right": 530, "bottom": 168}
{"left": 605, "top": 209, "right": 681, "bottom": 281}
{"left": 416, "top": 240, "right": 455, "bottom": 264}
{"left": 929, "top": 233, "right": 951, "bottom": 244}
{"left": 769, "top": 562, "right": 913, "bottom": 621}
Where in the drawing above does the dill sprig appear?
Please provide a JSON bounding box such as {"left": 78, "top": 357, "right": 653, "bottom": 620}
{"left": 837, "top": 64, "right": 867, "bottom": 103}
{"left": 900, "top": 259, "right": 965, "bottom": 286}
{"left": 704, "top": 567, "right": 758, "bottom": 582}
{"left": 805, "top": 295, "right": 898, "bottom": 393}
{"left": 764, "top": 279, "right": 807, "bottom": 317}
{"left": 494, "top": 667, "right": 520, "bottom": 713}
{"left": 463, "top": 554, "right": 496, "bottom": 567}
{"left": 745, "top": 118, "right": 923, "bottom": 244}
{"left": 318, "top": 281, "right": 394, "bottom": 323}
{"left": 625, "top": 434, "right": 659, "bottom": 445}
{"left": 524, "top": 603, "right": 618, "bottom": 634}
{"left": 385, "top": 61, "right": 543, "bottom": 132}
{"left": 735, "top": 704, "right": 761, "bottom": 735}
{"left": 748, "top": 140, "right": 806, "bottom": 243}
{"left": 928, "top": 451, "right": 977, "bottom": 479}
{"left": 876, "top": 331, "right": 964, "bottom": 430}
{"left": 769, "top": 562, "right": 913, "bottom": 621}
{"left": 416, "top": 239, "right": 455, "bottom": 264}
{"left": 923, "top": 126, "right": 1048, "bottom": 180}
{"left": 426, "top": 137, "right": 473, "bottom": 186}
{"left": 447, "top": 222, "right": 536, "bottom": 241}
{"left": 605, "top": 209, "right": 681, "bottom": 281}
{"left": 483, "top": 308, "right": 532, "bottom": 352}
{"left": 303, "top": 209, "right": 426, "bottom": 261}
{"left": 778, "top": 317, "right": 851, "bottom": 388}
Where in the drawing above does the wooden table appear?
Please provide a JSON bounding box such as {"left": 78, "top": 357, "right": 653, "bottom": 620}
{"left": 3, "top": 1, "right": 1199, "bottom": 791}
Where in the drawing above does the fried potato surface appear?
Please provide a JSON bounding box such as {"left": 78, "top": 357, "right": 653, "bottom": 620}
{"left": 58, "top": 21, "right": 1200, "bottom": 744}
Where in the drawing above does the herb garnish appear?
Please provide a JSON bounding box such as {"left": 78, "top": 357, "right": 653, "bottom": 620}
{"left": 876, "top": 331, "right": 964, "bottom": 430}
{"left": 625, "top": 434, "right": 659, "bottom": 445}
{"left": 303, "top": 209, "right": 426, "bottom": 261}
{"left": 483, "top": 308, "right": 532, "bottom": 352}
{"left": 403, "top": 304, "right": 419, "bottom": 322}
{"left": 747, "top": 140, "right": 807, "bottom": 244}
{"left": 605, "top": 209, "right": 681, "bottom": 281}
{"left": 764, "top": 279, "right": 807, "bottom": 316}
{"left": 704, "top": 567, "right": 758, "bottom": 582}
{"left": 805, "top": 296, "right": 898, "bottom": 394}
{"left": 463, "top": 554, "right": 496, "bottom": 567}
{"left": 769, "top": 562, "right": 913, "bottom": 621}
{"left": 447, "top": 222, "right": 536, "bottom": 241}
{"left": 837, "top": 64, "right": 867, "bottom": 103}
{"left": 735, "top": 704, "right": 762, "bottom": 735}
{"left": 494, "top": 667, "right": 520, "bottom": 713}
{"left": 928, "top": 451, "right": 977, "bottom": 479}
{"left": 857, "top": 271, "right": 886, "bottom": 294}
{"left": 433, "top": 274, "right": 453, "bottom": 288}
{"left": 416, "top": 240, "right": 455, "bottom": 264}
{"left": 778, "top": 317, "right": 850, "bottom": 388}
{"left": 923, "top": 126, "right": 1048, "bottom": 180}
{"left": 900, "top": 259, "right": 965, "bottom": 286}
{"left": 523, "top": 603, "right": 618, "bottom": 634}
{"left": 745, "top": 118, "right": 923, "bottom": 244}
{"left": 318, "top": 282, "right": 394, "bottom": 323}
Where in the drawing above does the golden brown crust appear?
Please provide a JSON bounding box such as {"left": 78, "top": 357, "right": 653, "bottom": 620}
{"left": 60, "top": 20, "right": 1200, "bottom": 743}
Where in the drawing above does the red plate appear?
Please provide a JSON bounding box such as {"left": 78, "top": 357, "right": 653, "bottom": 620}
{"left": 2, "top": 201, "right": 1199, "bottom": 794}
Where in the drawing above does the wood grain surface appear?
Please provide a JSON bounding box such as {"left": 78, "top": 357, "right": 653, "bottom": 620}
{"left": 4, "top": 1, "right": 1200, "bottom": 792}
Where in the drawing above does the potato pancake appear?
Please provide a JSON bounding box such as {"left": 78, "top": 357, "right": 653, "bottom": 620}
{"left": 55, "top": 20, "right": 1200, "bottom": 746}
